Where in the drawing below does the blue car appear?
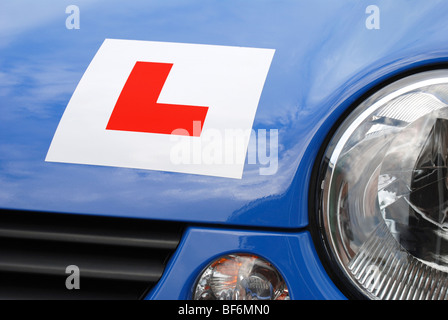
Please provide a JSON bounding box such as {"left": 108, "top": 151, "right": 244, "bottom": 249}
{"left": 1, "top": 0, "right": 448, "bottom": 300}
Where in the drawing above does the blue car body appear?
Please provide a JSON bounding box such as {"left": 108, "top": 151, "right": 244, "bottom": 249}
{"left": 1, "top": 0, "right": 448, "bottom": 299}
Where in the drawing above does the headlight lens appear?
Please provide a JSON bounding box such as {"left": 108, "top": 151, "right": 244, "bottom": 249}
{"left": 317, "top": 70, "right": 448, "bottom": 300}
{"left": 193, "top": 253, "right": 289, "bottom": 300}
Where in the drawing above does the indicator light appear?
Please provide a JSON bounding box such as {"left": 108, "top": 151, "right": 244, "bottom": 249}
{"left": 193, "top": 253, "right": 289, "bottom": 300}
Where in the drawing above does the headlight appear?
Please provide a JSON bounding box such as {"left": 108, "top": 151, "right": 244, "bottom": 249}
{"left": 315, "top": 70, "right": 448, "bottom": 300}
{"left": 193, "top": 253, "right": 289, "bottom": 300}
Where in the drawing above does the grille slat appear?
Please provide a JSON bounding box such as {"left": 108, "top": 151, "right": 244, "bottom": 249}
{"left": 0, "top": 228, "right": 179, "bottom": 249}
{"left": 0, "top": 209, "right": 183, "bottom": 299}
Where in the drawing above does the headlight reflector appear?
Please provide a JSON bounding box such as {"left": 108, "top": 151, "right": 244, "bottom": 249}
{"left": 317, "top": 70, "right": 448, "bottom": 300}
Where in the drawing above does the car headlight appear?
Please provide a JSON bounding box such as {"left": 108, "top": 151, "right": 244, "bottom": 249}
{"left": 315, "top": 69, "right": 448, "bottom": 300}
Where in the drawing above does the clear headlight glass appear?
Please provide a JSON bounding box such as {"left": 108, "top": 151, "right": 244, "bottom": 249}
{"left": 318, "top": 70, "right": 448, "bottom": 300}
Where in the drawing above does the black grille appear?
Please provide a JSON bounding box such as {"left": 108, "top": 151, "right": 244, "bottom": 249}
{"left": 0, "top": 209, "right": 183, "bottom": 299}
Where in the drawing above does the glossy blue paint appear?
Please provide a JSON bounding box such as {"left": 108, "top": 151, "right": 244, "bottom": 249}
{"left": 1, "top": 0, "right": 448, "bottom": 228}
{"left": 147, "top": 227, "right": 345, "bottom": 300}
